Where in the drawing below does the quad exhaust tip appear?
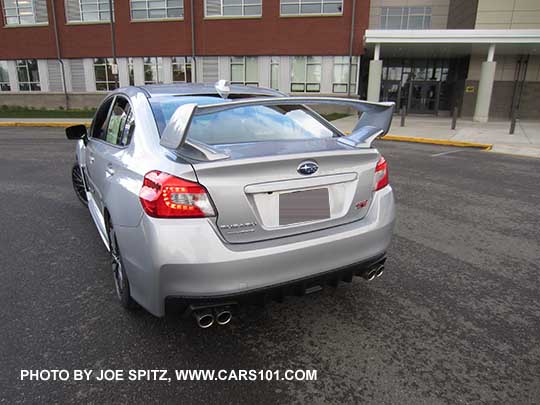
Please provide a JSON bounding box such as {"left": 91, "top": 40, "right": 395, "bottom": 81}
{"left": 193, "top": 309, "right": 214, "bottom": 329}
{"left": 361, "top": 263, "right": 385, "bottom": 281}
{"left": 191, "top": 305, "right": 234, "bottom": 328}
{"left": 214, "top": 307, "right": 233, "bottom": 326}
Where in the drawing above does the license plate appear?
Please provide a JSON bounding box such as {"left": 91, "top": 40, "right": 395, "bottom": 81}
{"left": 279, "top": 188, "right": 330, "bottom": 226}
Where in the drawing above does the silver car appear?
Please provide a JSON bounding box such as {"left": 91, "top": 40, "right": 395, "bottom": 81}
{"left": 66, "top": 82, "right": 396, "bottom": 327}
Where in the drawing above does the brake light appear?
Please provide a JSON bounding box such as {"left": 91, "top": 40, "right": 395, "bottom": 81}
{"left": 139, "top": 171, "right": 215, "bottom": 218}
{"left": 374, "top": 156, "right": 389, "bottom": 191}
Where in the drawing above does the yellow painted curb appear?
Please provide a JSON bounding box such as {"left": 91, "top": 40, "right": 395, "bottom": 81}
{"left": 381, "top": 135, "right": 492, "bottom": 150}
{"left": 0, "top": 121, "right": 90, "bottom": 128}
{"left": 343, "top": 131, "right": 492, "bottom": 150}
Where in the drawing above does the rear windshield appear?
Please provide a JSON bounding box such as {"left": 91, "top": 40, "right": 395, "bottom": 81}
{"left": 150, "top": 96, "right": 335, "bottom": 145}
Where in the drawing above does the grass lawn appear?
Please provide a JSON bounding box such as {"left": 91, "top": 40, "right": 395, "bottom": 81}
{"left": 0, "top": 106, "right": 95, "bottom": 119}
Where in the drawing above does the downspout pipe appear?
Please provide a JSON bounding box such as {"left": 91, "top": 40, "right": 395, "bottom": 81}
{"left": 347, "top": 0, "right": 357, "bottom": 97}
{"left": 108, "top": 0, "right": 118, "bottom": 88}
{"left": 50, "top": 0, "right": 69, "bottom": 110}
{"left": 191, "top": 0, "right": 197, "bottom": 82}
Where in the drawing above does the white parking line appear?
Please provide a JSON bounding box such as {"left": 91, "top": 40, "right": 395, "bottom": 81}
{"left": 431, "top": 149, "right": 465, "bottom": 157}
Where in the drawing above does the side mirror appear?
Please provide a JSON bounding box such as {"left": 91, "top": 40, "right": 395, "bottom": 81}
{"left": 66, "top": 124, "right": 88, "bottom": 140}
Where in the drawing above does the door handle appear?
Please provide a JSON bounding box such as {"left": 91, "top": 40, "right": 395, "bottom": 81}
{"left": 88, "top": 155, "right": 95, "bottom": 164}
{"left": 105, "top": 164, "right": 115, "bottom": 177}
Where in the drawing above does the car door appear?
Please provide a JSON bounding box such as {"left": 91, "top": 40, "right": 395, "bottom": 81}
{"left": 85, "top": 96, "right": 115, "bottom": 213}
{"left": 97, "top": 96, "right": 134, "bottom": 215}
{"left": 86, "top": 96, "right": 134, "bottom": 216}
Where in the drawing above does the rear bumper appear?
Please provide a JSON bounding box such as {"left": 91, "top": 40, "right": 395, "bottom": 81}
{"left": 116, "top": 186, "right": 395, "bottom": 316}
{"left": 164, "top": 253, "right": 387, "bottom": 312}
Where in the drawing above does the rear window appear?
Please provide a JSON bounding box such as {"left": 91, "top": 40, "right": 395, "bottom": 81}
{"left": 150, "top": 96, "right": 335, "bottom": 145}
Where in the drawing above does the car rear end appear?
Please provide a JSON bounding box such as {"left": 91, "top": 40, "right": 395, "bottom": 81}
{"left": 122, "top": 94, "right": 395, "bottom": 317}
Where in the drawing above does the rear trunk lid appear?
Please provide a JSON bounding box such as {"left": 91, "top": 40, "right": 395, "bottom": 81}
{"left": 192, "top": 140, "right": 379, "bottom": 243}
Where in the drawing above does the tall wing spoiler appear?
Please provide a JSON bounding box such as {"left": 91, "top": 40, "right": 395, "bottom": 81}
{"left": 160, "top": 97, "right": 395, "bottom": 154}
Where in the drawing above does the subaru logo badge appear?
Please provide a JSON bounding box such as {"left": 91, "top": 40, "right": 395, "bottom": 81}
{"left": 297, "top": 161, "right": 318, "bottom": 176}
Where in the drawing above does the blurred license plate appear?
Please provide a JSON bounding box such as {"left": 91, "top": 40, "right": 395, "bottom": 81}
{"left": 279, "top": 188, "right": 330, "bottom": 225}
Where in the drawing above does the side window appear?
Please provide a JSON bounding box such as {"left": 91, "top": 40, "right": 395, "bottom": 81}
{"left": 91, "top": 98, "right": 114, "bottom": 140}
{"left": 118, "top": 110, "right": 135, "bottom": 147}
{"left": 105, "top": 97, "right": 131, "bottom": 146}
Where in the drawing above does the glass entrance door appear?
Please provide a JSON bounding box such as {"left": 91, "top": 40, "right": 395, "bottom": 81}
{"left": 381, "top": 80, "right": 401, "bottom": 106}
{"left": 408, "top": 81, "right": 439, "bottom": 114}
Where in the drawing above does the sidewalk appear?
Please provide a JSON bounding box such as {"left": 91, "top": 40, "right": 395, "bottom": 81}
{"left": 332, "top": 115, "right": 540, "bottom": 159}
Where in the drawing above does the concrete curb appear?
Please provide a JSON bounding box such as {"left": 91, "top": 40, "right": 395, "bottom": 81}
{"left": 381, "top": 135, "right": 493, "bottom": 151}
{"left": 342, "top": 130, "right": 493, "bottom": 150}
{"left": 0, "top": 121, "right": 90, "bottom": 128}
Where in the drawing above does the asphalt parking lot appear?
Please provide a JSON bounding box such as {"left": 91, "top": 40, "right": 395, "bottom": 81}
{"left": 1, "top": 127, "right": 539, "bottom": 404}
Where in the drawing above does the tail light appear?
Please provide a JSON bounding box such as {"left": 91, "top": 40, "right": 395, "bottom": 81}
{"left": 139, "top": 171, "right": 215, "bottom": 218}
{"left": 374, "top": 156, "right": 389, "bottom": 191}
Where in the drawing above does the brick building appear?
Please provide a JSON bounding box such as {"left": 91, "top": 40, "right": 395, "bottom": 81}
{"left": 0, "top": 0, "right": 539, "bottom": 121}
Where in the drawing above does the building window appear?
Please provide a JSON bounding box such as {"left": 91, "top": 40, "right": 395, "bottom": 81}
{"left": 65, "top": 0, "right": 113, "bottom": 22}
{"left": 332, "top": 56, "right": 357, "bottom": 93}
{"left": 94, "top": 58, "right": 118, "bottom": 91}
{"left": 230, "top": 57, "right": 258, "bottom": 86}
{"left": 130, "top": 0, "right": 183, "bottom": 20}
{"left": 381, "top": 7, "right": 431, "bottom": 29}
{"left": 280, "top": 0, "right": 342, "bottom": 16}
{"left": 290, "top": 56, "right": 321, "bottom": 92}
{"left": 270, "top": 57, "right": 280, "bottom": 90}
{"left": 143, "top": 57, "right": 163, "bottom": 84}
{"left": 16, "top": 60, "right": 40, "bottom": 91}
{"left": 3, "top": 0, "right": 48, "bottom": 25}
{"left": 205, "top": 0, "right": 262, "bottom": 17}
{"left": 172, "top": 57, "right": 193, "bottom": 83}
{"left": 0, "top": 61, "right": 10, "bottom": 91}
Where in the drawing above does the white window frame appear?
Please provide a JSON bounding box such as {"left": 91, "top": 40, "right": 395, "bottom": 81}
{"left": 143, "top": 57, "right": 164, "bottom": 84}
{"left": 130, "top": 0, "right": 184, "bottom": 20}
{"left": 3, "top": 0, "right": 38, "bottom": 25}
{"left": 290, "top": 56, "right": 321, "bottom": 93}
{"left": 16, "top": 59, "right": 41, "bottom": 91}
{"left": 171, "top": 56, "right": 193, "bottom": 83}
{"left": 380, "top": 7, "right": 431, "bottom": 30}
{"left": 280, "top": 0, "right": 343, "bottom": 17}
{"left": 94, "top": 58, "right": 118, "bottom": 91}
{"left": 67, "top": 0, "right": 113, "bottom": 22}
{"left": 204, "top": 0, "right": 262, "bottom": 18}
{"left": 332, "top": 56, "right": 358, "bottom": 94}
{"left": 230, "top": 56, "right": 259, "bottom": 86}
{"left": 0, "top": 61, "right": 11, "bottom": 91}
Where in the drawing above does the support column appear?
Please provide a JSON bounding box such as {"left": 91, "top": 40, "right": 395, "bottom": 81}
{"left": 117, "top": 58, "right": 129, "bottom": 87}
{"left": 7, "top": 61, "right": 19, "bottom": 92}
{"left": 162, "top": 57, "right": 173, "bottom": 84}
{"left": 473, "top": 44, "right": 496, "bottom": 123}
{"left": 367, "top": 43, "right": 382, "bottom": 102}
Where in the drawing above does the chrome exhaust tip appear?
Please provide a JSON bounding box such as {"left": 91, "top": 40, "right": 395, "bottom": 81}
{"left": 193, "top": 309, "right": 214, "bottom": 329}
{"left": 361, "top": 268, "right": 377, "bottom": 281}
{"left": 361, "top": 264, "right": 384, "bottom": 281}
{"left": 366, "top": 270, "right": 377, "bottom": 281}
{"left": 215, "top": 307, "right": 233, "bottom": 326}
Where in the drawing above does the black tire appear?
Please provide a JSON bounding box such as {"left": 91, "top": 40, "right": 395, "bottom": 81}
{"left": 108, "top": 221, "right": 138, "bottom": 310}
{"left": 71, "top": 163, "right": 88, "bottom": 206}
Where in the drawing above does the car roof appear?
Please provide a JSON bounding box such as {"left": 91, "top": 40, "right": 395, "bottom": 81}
{"left": 116, "top": 83, "right": 285, "bottom": 99}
